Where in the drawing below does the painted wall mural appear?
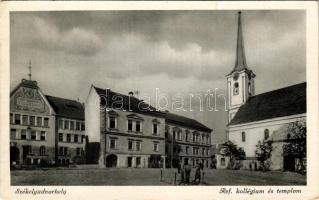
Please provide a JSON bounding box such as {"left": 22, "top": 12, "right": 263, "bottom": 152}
{"left": 11, "top": 87, "right": 49, "bottom": 114}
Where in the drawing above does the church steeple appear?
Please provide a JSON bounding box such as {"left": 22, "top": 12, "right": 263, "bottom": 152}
{"left": 228, "top": 11, "right": 250, "bottom": 75}
{"left": 226, "top": 11, "right": 255, "bottom": 123}
{"left": 235, "top": 11, "right": 247, "bottom": 71}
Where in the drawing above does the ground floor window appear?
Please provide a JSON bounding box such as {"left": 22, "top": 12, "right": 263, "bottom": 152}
{"left": 136, "top": 157, "right": 141, "bottom": 167}
{"left": 39, "top": 146, "right": 46, "bottom": 156}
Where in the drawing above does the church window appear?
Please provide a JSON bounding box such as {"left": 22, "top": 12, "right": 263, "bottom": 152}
{"left": 233, "top": 82, "right": 239, "bottom": 95}
{"left": 264, "top": 129, "right": 269, "bottom": 140}
{"left": 241, "top": 132, "right": 246, "bottom": 142}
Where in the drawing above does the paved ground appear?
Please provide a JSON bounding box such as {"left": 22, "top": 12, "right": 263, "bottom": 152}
{"left": 11, "top": 168, "right": 306, "bottom": 186}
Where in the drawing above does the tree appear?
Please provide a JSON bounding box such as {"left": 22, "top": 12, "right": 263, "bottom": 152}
{"left": 220, "top": 141, "right": 246, "bottom": 169}
{"left": 255, "top": 140, "right": 272, "bottom": 171}
{"left": 283, "top": 120, "right": 306, "bottom": 174}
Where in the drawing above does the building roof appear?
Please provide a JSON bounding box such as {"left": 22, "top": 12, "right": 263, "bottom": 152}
{"left": 45, "top": 95, "right": 85, "bottom": 120}
{"left": 93, "top": 86, "right": 212, "bottom": 132}
{"left": 229, "top": 82, "right": 306, "bottom": 126}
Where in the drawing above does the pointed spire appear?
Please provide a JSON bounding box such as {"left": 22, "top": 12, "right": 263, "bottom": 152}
{"left": 228, "top": 11, "right": 249, "bottom": 76}
{"left": 235, "top": 11, "right": 247, "bottom": 70}
{"left": 28, "top": 60, "right": 32, "bottom": 80}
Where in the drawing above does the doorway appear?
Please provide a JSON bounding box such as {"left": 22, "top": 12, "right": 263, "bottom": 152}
{"left": 284, "top": 155, "right": 295, "bottom": 171}
{"left": 105, "top": 154, "right": 117, "bottom": 167}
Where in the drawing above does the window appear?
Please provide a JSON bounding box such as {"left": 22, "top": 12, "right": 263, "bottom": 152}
{"left": 74, "top": 134, "right": 78, "bottom": 143}
{"left": 174, "top": 131, "right": 178, "bottom": 140}
{"left": 186, "top": 131, "right": 189, "bottom": 142}
{"left": 76, "top": 148, "right": 81, "bottom": 156}
{"left": 127, "top": 120, "right": 133, "bottom": 131}
{"left": 30, "top": 116, "right": 35, "bottom": 126}
{"left": 202, "top": 148, "right": 205, "bottom": 156}
{"left": 81, "top": 122, "right": 85, "bottom": 131}
{"left": 59, "top": 119, "right": 63, "bottom": 129}
{"left": 241, "top": 132, "right": 246, "bottom": 142}
{"left": 136, "top": 141, "right": 141, "bottom": 151}
{"left": 70, "top": 121, "right": 75, "bottom": 130}
{"left": 153, "top": 142, "right": 159, "bottom": 152}
{"left": 186, "top": 146, "right": 189, "bottom": 155}
{"left": 10, "top": 129, "right": 16, "bottom": 140}
{"left": 63, "top": 147, "right": 68, "bottom": 156}
{"left": 37, "top": 117, "right": 42, "bottom": 126}
{"left": 40, "top": 131, "right": 46, "bottom": 141}
{"left": 202, "top": 134, "right": 205, "bottom": 144}
{"left": 76, "top": 122, "right": 80, "bottom": 130}
{"left": 59, "top": 133, "right": 63, "bottom": 142}
{"left": 136, "top": 157, "right": 141, "bottom": 167}
{"left": 248, "top": 82, "right": 252, "bottom": 95}
{"left": 192, "top": 133, "right": 195, "bottom": 142}
{"left": 31, "top": 131, "right": 36, "bottom": 140}
{"left": 153, "top": 124, "right": 158, "bottom": 134}
{"left": 135, "top": 121, "right": 141, "bottom": 132}
{"left": 82, "top": 135, "right": 85, "bottom": 143}
{"left": 264, "top": 129, "right": 269, "bottom": 140}
{"left": 109, "top": 117, "right": 116, "bottom": 129}
{"left": 15, "top": 114, "right": 21, "bottom": 124}
{"left": 221, "top": 158, "right": 226, "bottom": 166}
{"left": 39, "top": 146, "right": 46, "bottom": 156}
{"left": 67, "top": 134, "right": 71, "bottom": 142}
{"left": 192, "top": 147, "right": 196, "bottom": 155}
{"left": 21, "top": 130, "right": 27, "bottom": 140}
{"left": 206, "top": 135, "right": 210, "bottom": 144}
{"left": 22, "top": 115, "right": 28, "bottom": 125}
{"left": 59, "top": 147, "right": 64, "bottom": 156}
{"left": 110, "top": 138, "right": 116, "bottom": 150}
{"left": 177, "top": 131, "right": 181, "bottom": 141}
{"left": 44, "top": 118, "right": 49, "bottom": 127}
{"left": 128, "top": 140, "right": 133, "bottom": 151}
{"left": 10, "top": 113, "right": 13, "bottom": 124}
{"left": 233, "top": 82, "right": 239, "bottom": 95}
{"left": 64, "top": 120, "right": 69, "bottom": 129}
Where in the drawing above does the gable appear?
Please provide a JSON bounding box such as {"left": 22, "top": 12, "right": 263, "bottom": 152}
{"left": 10, "top": 82, "right": 52, "bottom": 115}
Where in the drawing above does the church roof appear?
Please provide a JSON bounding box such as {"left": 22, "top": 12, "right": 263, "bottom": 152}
{"left": 93, "top": 86, "right": 212, "bottom": 132}
{"left": 45, "top": 95, "right": 85, "bottom": 120}
{"left": 229, "top": 82, "right": 306, "bottom": 126}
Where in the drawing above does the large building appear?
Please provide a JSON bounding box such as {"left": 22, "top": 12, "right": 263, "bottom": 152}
{"left": 85, "top": 85, "right": 212, "bottom": 168}
{"left": 226, "top": 12, "right": 306, "bottom": 170}
{"left": 10, "top": 76, "right": 85, "bottom": 166}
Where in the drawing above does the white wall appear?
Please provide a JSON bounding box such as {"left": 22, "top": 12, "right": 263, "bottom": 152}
{"left": 228, "top": 114, "right": 306, "bottom": 157}
{"left": 85, "top": 86, "right": 101, "bottom": 142}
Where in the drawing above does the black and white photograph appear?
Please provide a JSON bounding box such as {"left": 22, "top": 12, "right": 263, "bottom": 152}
{"left": 1, "top": 2, "right": 318, "bottom": 199}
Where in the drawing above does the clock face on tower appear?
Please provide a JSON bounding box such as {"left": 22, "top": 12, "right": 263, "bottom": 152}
{"left": 233, "top": 72, "right": 239, "bottom": 81}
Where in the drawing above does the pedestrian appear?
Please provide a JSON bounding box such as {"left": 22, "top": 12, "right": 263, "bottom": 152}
{"left": 184, "top": 159, "right": 191, "bottom": 185}
{"left": 193, "top": 163, "right": 201, "bottom": 184}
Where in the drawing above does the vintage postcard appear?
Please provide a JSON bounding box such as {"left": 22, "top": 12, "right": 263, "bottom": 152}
{"left": 0, "top": 1, "right": 318, "bottom": 200}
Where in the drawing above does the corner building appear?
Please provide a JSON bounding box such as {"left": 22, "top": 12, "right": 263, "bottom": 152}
{"left": 85, "top": 85, "right": 213, "bottom": 168}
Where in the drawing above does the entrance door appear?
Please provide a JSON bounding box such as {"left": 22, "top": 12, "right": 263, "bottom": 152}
{"left": 10, "top": 146, "right": 20, "bottom": 165}
{"left": 105, "top": 154, "right": 117, "bottom": 167}
{"left": 127, "top": 157, "right": 132, "bottom": 167}
{"left": 284, "top": 155, "right": 295, "bottom": 171}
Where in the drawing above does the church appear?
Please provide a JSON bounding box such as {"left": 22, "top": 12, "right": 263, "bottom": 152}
{"left": 226, "top": 12, "right": 306, "bottom": 171}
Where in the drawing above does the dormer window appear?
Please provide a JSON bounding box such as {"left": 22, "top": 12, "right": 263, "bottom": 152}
{"left": 233, "top": 82, "right": 239, "bottom": 95}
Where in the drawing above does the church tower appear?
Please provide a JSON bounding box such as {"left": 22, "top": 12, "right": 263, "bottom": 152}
{"left": 227, "top": 11, "right": 256, "bottom": 123}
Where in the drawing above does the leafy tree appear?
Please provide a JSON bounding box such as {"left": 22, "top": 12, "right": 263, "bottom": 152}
{"left": 283, "top": 120, "right": 306, "bottom": 174}
{"left": 220, "top": 141, "right": 246, "bottom": 169}
{"left": 255, "top": 140, "right": 272, "bottom": 171}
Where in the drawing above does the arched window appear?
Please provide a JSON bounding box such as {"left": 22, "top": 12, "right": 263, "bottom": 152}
{"left": 241, "top": 132, "right": 246, "bottom": 142}
{"left": 39, "top": 146, "right": 46, "bottom": 156}
{"left": 248, "top": 82, "right": 252, "bottom": 95}
{"left": 233, "top": 82, "right": 239, "bottom": 95}
{"left": 264, "top": 129, "right": 269, "bottom": 140}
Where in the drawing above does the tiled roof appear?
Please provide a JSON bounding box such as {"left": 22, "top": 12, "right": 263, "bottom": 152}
{"left": 229, "top": 82, "right": 306, "bottom": 126}
{"left": 93, "top": 86, "right": 212, "bottom": 132}
{"left": 45, "top": 95, "right": 85, "bottom": 120}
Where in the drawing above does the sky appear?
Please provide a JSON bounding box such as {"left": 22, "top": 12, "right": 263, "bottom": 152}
{"left": 10, "top": 10, "right": 306, "bottom": 143}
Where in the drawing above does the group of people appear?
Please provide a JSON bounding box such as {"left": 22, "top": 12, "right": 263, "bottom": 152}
{"left": 178, "top": 159, "right": 204, "bottom": 185}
